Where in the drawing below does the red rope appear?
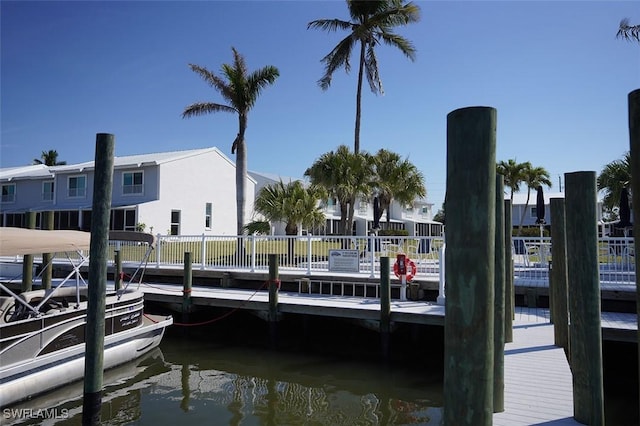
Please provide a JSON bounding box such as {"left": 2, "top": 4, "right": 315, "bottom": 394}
{"left": 171, "top": 279, "right": 274, "bottom": 327}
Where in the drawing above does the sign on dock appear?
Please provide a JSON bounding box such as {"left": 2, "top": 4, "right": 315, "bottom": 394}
{"left": 328, "top": 250, "right": 360, "bottom": 273}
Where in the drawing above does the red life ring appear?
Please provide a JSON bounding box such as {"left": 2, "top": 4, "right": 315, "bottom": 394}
{"left": 393, "top": 257, "right": 417, "bottom": 282}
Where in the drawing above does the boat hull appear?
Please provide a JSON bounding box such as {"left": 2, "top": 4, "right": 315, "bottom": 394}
{"left": 0, "top": 313, "right": 171, "bottom": 407}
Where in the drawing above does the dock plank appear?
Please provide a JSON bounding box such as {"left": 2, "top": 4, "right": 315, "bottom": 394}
{"left": 494, "top": 310, "right": 580, "bottom": 425}
{"left": 139, "top": 284, "right": 637, "bottom": 425}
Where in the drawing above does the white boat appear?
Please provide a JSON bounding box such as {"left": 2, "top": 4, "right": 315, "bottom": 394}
{"left": 0, "top": 227, "right": 173, "bottom": 407}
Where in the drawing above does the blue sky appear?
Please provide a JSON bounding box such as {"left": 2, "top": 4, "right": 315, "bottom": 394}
{"left": 1, "top": 1, "right": 638, "bottom": 210}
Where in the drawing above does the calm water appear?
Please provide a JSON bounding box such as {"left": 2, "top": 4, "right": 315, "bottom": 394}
{"left": 3, "top": 312, "right": 637, "bottom": 425}
{"left": 3, "top": 313, "right": 446, "bottom": 425}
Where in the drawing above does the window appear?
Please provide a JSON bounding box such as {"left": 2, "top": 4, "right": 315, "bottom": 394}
{"left": 111, "top": 208, "right": 136, "bottom": 231}
{"left": 55, "top": 210, "right": 80, "bottom": 230}
{"left": 1, "top": 184, "right": 15, "bottom": 203}
{"left": 42, "top": 181, "right": 54, "bottom": 201}
{"left": 205, "top": 203, "right": 212, "bottom": 229}
{"left": 170, "top": 210, "right": 181, "bottom": 235}
{"left": 531, "top": 207, "right": 538, "bottom": 218}
{"left": 123, "top": 171, "right": 143, "bottom": 195}
{"left": 68, "top": 176, "right": 86, "bottom": 198}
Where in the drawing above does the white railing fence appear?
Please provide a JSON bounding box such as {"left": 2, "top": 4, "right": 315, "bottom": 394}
{"left": 2, "top": 234, "right": 634, "bottom": 293}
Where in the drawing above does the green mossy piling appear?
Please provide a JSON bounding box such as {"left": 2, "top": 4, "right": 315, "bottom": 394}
{"left": 565, "top": 171, "right": 604, "bottom": 425}
{"left": 550, "top": 198, "right": 569, "bottom": 354}
{"left": 82, "top": 133, "right": 115, "bottom": 425}
{"left": 443, "top": 106, "right": 496, "bottom": 425}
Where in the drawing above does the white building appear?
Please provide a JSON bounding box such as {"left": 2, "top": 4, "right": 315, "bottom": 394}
{"left": 0, "top": 147, "right": 255, "bottom": 235}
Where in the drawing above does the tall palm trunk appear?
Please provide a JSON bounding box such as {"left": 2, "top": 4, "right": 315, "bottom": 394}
{"left": 236, "top": 114, "right": 248, "bottom": 236}
{"left": 354, "top": 41, "right": 366, "bottom": 155}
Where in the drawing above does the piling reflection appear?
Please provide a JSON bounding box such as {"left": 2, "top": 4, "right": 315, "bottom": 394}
{"left": 3, "top": 333, "right": 443, "bottom": 425}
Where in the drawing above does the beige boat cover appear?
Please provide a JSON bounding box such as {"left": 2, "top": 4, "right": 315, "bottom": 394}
{"left": 0, "top": 227, "right": 91, "bottom": 256}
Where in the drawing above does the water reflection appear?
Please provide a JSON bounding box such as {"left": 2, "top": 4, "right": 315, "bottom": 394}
{"left": 4, "top": 328, "right": 444, "bottom": 425}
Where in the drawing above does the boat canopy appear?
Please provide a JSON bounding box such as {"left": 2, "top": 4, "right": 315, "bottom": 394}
{"left": 0, "top": 228, "right": 158, "bottom": 256}
{"left": 0, "top": 228, "right": 91, "bottom": 256}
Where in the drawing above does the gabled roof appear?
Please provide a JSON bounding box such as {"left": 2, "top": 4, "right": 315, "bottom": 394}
{"left": 509, "top": 191, "right": 565, "bottom": 206}
{"left": 50, "top": 147, "right": 230, "bottom": 173}
{"left": 248, "top": 170, "right": 304, "bottom": 185}
{"left": 0, "top": 164, "right": 53, "bottom": 181}
{"left": 0, "top": 147, "right": 239, "bottom": 180}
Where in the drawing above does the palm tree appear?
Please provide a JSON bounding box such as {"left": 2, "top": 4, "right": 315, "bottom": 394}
{"left": 373, "top": 148, "right": 426, "bottom": 228}
{"left": 182, "top": 47, "right": 279, "bottom": 236}
{"left": 308, "top": 0, "right": 420, "bottom": 154}
{"left": 254, "top": 180, "right": 327, "bottom": 236}
{"left": 496, "top": 159, "right": 529, "bottom": 203}
{"left": 304, "top": 145, "right": 375, "bottom": 236}
{"left": 517, "top": 164, "right": 552, "bottom": 234}
{"left": 617, "top": 18, "right": 640, "bottom": 42}
{"left": 597, "top": 151, "right": 631, "bottom": 213}
{"left": 254, "top": 180, "right": 326, "bottom": 263}
{"left": 33, "top": 150, "right": 66, "bottom": 166}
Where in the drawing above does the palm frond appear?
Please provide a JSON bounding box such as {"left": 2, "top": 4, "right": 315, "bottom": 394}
{"left": 617, "top": 18, "right": 640, "bottom": 42}
{"left": 187, "top": 64, "right": 235, "bottom": 102}
{"left": 307, "top": 18, "right": 353, "bottom": 32}
{"left": 378, "top": 32, "right": 416, "bottom": 60}
{"left": 246, "top": 66, "right": 280, "bottom": 108}
{"left": 182, "top": 102, "right": 236, "bottom": 118}
{"left": 364, "top": 45, "right": 383, "bottom": 94}
{"left": 318, "top": 35, "right": 356, "bottom": 90}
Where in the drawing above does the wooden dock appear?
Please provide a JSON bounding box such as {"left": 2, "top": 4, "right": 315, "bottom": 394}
{"left": 140, "top": 283, "right": 637, "bottom": 425}
{"left": 494, "top": 307, "right": 580, "bottom": 425}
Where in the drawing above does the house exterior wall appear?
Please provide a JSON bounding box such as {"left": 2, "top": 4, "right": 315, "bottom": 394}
{"left": 154, "top": 149, "right": 254, "bottom": 235}
{"left": 0, "top": 147, "right": 253, "bottom": 236}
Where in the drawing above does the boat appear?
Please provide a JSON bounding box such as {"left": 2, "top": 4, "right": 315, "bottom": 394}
{"left": 0, "top": 227, "right": 173, "bottom": 407}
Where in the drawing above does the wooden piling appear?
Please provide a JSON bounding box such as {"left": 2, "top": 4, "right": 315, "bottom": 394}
{"left": 380, "top": 256, "right": 391, "bottom": 359}
{"left": 504, "top": 199, "right": 513, "bottom": 343}
{"left": 83, "top": 133, "right": 115, "bottom": 425}
{"left": 443, "top": 106, "right": 496, "bottom": 425}
{"left": 41, "top": 210, "right": 54, "bottom": 289}
{"left": 21, "top": 211, "right": 36, "bottom": 292}
{"left": 268, "top": 254, "right": 279, "bottom": 348}
{"left": 627, "top": 88, "right": 640, "bottom": 418}
{"left": 494, "top": 174, "right": 505, "bottom": 413}
{"left": 550, "top": 197, "right": 569, "bottom": 353}
{"left": 564, "top": 171, "right": 604, "bottom": 425}
{"left": 114, "top": 250, "right": 122, "bottom": 291}
{"left": 182, "top": 252, "right": 192, "bottom": 321}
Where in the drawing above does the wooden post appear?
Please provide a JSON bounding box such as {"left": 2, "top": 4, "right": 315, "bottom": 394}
{"left": 83, "top": 133, "right": 115, "bottom": 425}
{"left": 493, "top": 174, "right": 505, "bottom": 413}
{"left": 380, "top": 256, "right": 391, "bottom": 359}
{"left": 504, "top": 199, "right": 514, "bottom": 343}
{"left": 564, "top": 171, "right": 604, "bottom": 425}
{"left": 42, "top": 210, "right": 54, "bottom": 289}
{"left": 627, "top": 88, "right": 640, "bottom": 418}
{"left": 443, "top": 106, "right": 496, "bottom": 425}
{"left": 22, "top": 211, "right": 36, "bottom": 292}
{"left": 114, "top": 249, "right": 122, "bottom": 291}
{"left": 268, "top": 253, "right": 279, "bottom": 349}
{"left": 550, "top": 197, "right": 569, "bottom": 353}
{"left": 182, "top": 252, "right": 192, "bottom": 321}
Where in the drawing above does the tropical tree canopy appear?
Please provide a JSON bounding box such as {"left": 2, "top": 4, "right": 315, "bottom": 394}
{"left": 373, "top": 148, "right": 426, "bottom": 226}
{"left": 254, "top": 180, "right": 327, "bottom": 235}
{"left": 33, "top": 150, "right": 67, "bottom": 166}
{"left": 516, "top": 163, "right": 552, "bottom": 233}
{"left": 304, "top": 145, "right": 375, "bottom": 235}
{"left": 496, "top": 159, "right": 530, "bottom": 202}
{"left": 308, "top": 0, "right": 420, "bottom": 153}
{"left": 597, "top": 151, "right": 631, "bottom": 212}
{"left": 617, "top": 18, "right": 640, "bottom": 42}
{"left": 182, "top": 47, "right": 279, "bottom": 235}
